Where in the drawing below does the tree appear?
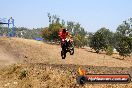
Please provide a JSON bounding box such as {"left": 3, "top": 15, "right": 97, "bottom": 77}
{"left": 114, "top": 18, "right": 132, "bottom": 58}
{"left": 72, "top": 23, "right": 87, "bottom": 48}
{"left": 42, "top": 13, "right": 88, "bottom": 47}
{"left": 48, "top": 23, "right": 62, "bottom": 41}
{"left": 41, "top": 27, "right": 51, "bottom": 41}
{"left": 66, "top": 21, "right": 74, "bottom": 33}
{"left": 42, "top": 13, "right": 64, "bottom": 42}
{"left": 117, "top": 20, "right": 132, "bottom": 36}
{"left": 73, "top": 34, "right": 81, "bottom": 48}
{"left": 115, "top": 36, "right": 132, "bottom": 58}
{"left": 73, "top": 23, "right": 81, "bottom": 36}
{"left": 0, "top": 24, "right": 3, "bottom": 36}
{"left": 89, "top": 27, "right": 113, "bottom": 53}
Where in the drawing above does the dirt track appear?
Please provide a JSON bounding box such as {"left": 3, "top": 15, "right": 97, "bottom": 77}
{"left": 0, "top": 37, "right": 132, "bottom": 88}
{"left": 0, "top": 37, "right": 132, "bottom": 67}
{"left": 0, "top": 47, "right": 15, "bottom": 65}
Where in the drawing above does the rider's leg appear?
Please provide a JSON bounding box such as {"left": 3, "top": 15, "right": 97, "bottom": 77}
{"left": 66, "top": 41, "right": 69, "bottom": 50}
{"left": 61, "top": 43, "right": 63, "bottom": 48}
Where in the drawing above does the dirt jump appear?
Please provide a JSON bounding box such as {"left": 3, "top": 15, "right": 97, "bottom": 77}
{"left": 0, "top": 37, "right": 132, "bottom": 88}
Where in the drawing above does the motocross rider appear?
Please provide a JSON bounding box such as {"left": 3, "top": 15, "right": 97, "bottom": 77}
{"left": 58, "top": 28, "right": 73, "bottom": 49}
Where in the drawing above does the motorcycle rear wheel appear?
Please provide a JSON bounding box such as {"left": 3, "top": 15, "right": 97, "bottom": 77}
{"left": 70, "top": 48, "right": 74, "bottom": 55}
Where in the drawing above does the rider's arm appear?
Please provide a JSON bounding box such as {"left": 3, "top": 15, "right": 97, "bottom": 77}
{"left": 58, "top": 32, "right": 61, "bottom": 37}
{"left": 58, "top": 32, "right": 63, "bottom": 39}
{"left": 66, "top": 32, "right": 69, "bottom": 36}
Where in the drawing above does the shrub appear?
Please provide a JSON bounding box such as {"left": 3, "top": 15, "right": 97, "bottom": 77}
{"left": 106, "top": 46, "right": 114, "bottom": 55}
{"left": 19, "top": 68, "right": 28, "bottom": 79}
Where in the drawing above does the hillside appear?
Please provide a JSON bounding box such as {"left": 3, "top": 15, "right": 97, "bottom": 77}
{"left": 0, "top": 37, "right": 132, "bottom": 88}
{"left": 0, "top": 37, "right": 132, "bottom": 67}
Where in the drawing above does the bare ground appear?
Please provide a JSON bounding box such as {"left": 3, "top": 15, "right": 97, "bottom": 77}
{"left": 0, "top": 37, "right": 132, "bottom": 88}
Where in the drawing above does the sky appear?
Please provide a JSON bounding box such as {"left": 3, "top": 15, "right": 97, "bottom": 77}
{"left": 0, "top": 0, "right": 132, "bottom": 32}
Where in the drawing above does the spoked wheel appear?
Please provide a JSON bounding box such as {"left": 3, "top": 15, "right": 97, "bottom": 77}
{"left": 61, "top": 40, "right": 68, "bottom": 59}
{"left": 61, "top": 50, "right": 66, "bottom": 59}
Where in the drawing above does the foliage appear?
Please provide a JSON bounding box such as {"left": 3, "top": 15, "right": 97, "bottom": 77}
{"left": 116, "top": 19, "right": 132, "bottom": 36}
{"left": 89, "top": 27, "right": 113, "bottom": 53}
{"left": 48, "top": 23, "right": 62, "bottom": 41}
{"left": 115, "top": 36, "right": 132, "bottom": 57}
{"left": 19, "top": 68, "right": 28, "bottom": 79}
{"left": 67, "top": 22, "right": 87, "bottom": 48}
{"left": 15, "top": 27, "right": 43, "bottom": 39}
{"left": 41, "top": 27, "right": 51, "bottom": 40}
{"left": 106, "top": 46, "right": 114, "bottom": 55}
{"left": 41, "top": 13, "right": 88, "bottom": 47}
{"left": 42, "top": 13, "right": 63, "bottom": 42}
{"left": 0, "top": 24, "right": 7, "bottom": 36}
{"left": 67, "top": 21, "right": 74, "bottom": 33}
{"left": 114, "top": 19, "right": 132, "bottom": 57}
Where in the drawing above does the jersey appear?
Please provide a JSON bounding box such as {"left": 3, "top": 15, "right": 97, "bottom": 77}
{"left": 58, "top": 31, "right": 68, "bottom": 39}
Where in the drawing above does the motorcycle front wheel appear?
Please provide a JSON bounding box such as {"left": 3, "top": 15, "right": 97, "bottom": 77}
{"left": 61, "top": 50, "right": 66, "bottom": 59}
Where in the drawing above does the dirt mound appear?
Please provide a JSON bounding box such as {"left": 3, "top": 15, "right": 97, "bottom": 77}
{"left": 0, "top": 37, "right": 132, "bottom": 67}
{"left": 0, "top": 37, "right": 132, "bottom": 88}
{"left": 0, "top": 47, "right": 15, "bottom": 65}
{"left": 0, "top": 38, "right": 17, "bottom": 66}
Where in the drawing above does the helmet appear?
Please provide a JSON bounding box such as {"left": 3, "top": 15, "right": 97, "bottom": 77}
{"left": 62, "top": 28, "right": 66, "bottom": 33}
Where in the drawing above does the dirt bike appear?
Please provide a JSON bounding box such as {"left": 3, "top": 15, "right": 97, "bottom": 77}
{"left": 67, "top": 39, "right": 74, "bottom": 55}
{"left": 61, "top": 38, "right": 74, "bottom": 59}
